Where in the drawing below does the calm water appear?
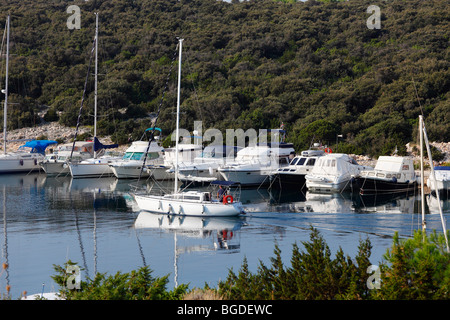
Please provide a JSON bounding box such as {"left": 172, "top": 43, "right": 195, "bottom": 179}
{"left": 0, "top": 172, "right": 449, "bottom": 299}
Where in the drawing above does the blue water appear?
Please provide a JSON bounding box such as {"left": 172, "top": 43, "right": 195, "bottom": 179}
{"left": 0, "top": 173, "right": 448, "bottom": 299}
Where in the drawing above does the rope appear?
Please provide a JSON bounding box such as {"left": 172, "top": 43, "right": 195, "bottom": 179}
{"left": 70, "top": 37, "right": 96, "bottom": 160}
{"left": 135, "top": 41, "right": 180, "bottom": 189}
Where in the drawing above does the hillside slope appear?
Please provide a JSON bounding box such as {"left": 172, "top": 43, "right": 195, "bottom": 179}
{"left": 0, "top": 0, "right": 448, "bottom": 156}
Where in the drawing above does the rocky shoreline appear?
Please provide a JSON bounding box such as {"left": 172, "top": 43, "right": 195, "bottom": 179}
{"left": 0, "top": 122, "right": 127, "bottom": 152}
{"left": 1, "top": 122, "right": 449, "bottom": 167}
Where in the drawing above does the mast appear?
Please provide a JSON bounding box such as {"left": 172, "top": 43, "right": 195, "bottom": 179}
{"left": 420, "top": 115, "right": 449, "bottom": 252}
{"left": 174, "top": 38, "right": 183, "bottom": 193}
{"left": 419, "top": 115, "right": 426, "bottom": 235}
{"left": 2, "top": 15, "right": 9, "bottom": 155}
{"left": 93, "top": 13, "right": 98, "bottom": 158}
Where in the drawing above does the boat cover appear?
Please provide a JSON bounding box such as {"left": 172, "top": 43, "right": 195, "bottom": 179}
{"left": 19, "top": 140, "right": 58, "bottom": 155}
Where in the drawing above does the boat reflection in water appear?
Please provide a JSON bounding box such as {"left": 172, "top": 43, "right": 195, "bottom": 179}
{"left": 134, "top": 212, "right": 244, "bottom": 286}
{"left": 252, "top": 187, "right": 425, "bottom": 215}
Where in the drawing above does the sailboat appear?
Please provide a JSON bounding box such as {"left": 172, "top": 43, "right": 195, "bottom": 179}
{"left": 68, "top": 13, "right": 120, "bottom": 179}
{"left": 133, "top": 39, "right": 244, "bottom": 217}
{"left": 0, "top": 15, "right": 57, "bottom": 174}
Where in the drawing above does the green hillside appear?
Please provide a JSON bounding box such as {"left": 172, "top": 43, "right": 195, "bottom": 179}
{"left": 0, "top": 0, "right": 448, "bottom": 156}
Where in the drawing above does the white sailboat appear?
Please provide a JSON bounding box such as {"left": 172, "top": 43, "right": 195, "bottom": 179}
{"left": 68, "top": 13, "right": 120, "bottom": 179}
{"left": 133, "top": 39, "right": 244, "bottom": 217}
{"left": 40, "top": 140, "right": 94, "bottom": 176}
{"left": 0, "top": 15, "right": 57, "bottom": 174}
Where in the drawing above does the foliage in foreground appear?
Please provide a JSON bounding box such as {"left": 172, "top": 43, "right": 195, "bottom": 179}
{"left": 218, "top": 227, "right": 450, "bottom": 300}
{"left": 218, "top": 226, "right": 373, "bottom": 300}
{"left": 50, "top": 227, "right": 450, "bottom": 300}
{"left": 52, "top": 262, "right": 188, "bottom": 300}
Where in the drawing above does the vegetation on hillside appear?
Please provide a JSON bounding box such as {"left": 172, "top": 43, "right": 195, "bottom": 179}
{"left": 0, "top": 0, "right": 448, "bottom": 156}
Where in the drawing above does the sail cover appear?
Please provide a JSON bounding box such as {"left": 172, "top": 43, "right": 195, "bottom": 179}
{"left": 94, "top": 137, "right": 119, "bottom": 152}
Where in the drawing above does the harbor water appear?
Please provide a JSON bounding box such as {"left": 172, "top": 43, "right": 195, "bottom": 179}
{"left": 0, "top": 173, "right": 449, "bottom": 299}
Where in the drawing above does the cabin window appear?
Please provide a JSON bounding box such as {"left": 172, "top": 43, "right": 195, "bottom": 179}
{"left": 331, "top": 159, "right": 336, "bottom": 167}
{"left": 306, "top": 158, "right": 316, "bottom": 166}
{"left": 377, "top": 173, "right": 385, "bottom": 178}
{"left": 183, "top": 195, "right": 201, "bottom": 201}
{"left": 290, "top": 158, "right": 299, "bottom": 165}
{"left": 147, "top": 152, "right": 159, "bottom": 160}
{"left": 297, "top": 158, "right": 306, "bottom": 166}
{"left": 402, "top": 165, "right": 409, "bottom": 171}
{"left": 123, "top": 152, "right": 133, "bottom": 160}
{"left": 130, "top": 152, "right": 144, "bottom": 160}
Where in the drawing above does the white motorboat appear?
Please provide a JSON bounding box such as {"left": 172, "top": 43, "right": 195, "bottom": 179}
{"left": 427, "top": 166, "right": 450, "bottom": 196}
{"left": 218, "top": 141, "right": 295, "bottom": 187}
{"left": 305, "top": 153, "right": 371, "bottom": 193}
{"left": 176, "top": 145, "right": 240, "bottom": 184}
{"left": 133, "top": 39, "right": 244, "bottom": 217}
{"left": 269, "top": 149, "right": 325, "bottom": 189}
{"left": 356, "top": 156, "right": 418, "bottom": 195}
{"left": 146, "top": 141, "right": 203, "bottom": 181}
{"left": 109, "top": 140, "right": 164, "bottom": 179}
{"left": 40, "top": 141, "right": 94, "bottom": 176}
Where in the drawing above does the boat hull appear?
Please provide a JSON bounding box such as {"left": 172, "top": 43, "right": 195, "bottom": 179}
{"left": 69, "top": 163, "right": 115, "bottom": 178}
{"left": 357, "top": 177, "right": 418, "bottom": 195}
{"left": 306, "top": 176, "right": 357, "bottom": 193}
{"left": 219, "top": 168, "right": 271, "bottom": 186}
{"left": 133, "top": 194, "right": 243, "bottom": 217}
{"left": 147, "top": 165, "right": 174, "bottom": 180}
{"left": 270, "top": 172, "right": 307, "bottom": 189}
{"left": 0, "top": 154, "right": 43, "bottom": 174}
{"left": 110, "top": 162, "right": 150, "bottom": 179}
{"left": 40, "top": 161, "right": 69, "bottom": 176}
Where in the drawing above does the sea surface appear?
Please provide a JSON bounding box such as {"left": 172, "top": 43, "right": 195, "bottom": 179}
{"left": 0, "top": 172, "right": 449, "bottom": 299}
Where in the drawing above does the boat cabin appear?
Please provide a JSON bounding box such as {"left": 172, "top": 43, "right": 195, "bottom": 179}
{"left": 360, "top": 156, "right": 416, "bottom": 183}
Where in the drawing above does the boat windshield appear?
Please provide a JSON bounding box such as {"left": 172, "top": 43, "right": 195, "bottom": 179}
{"left": 123, "top": 152, "right": 159, "bottom": 161}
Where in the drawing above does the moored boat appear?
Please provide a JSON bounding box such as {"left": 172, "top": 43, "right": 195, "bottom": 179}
{"left": 356, "top": 156, "right": 417, "bottom": 195}
{"left": 109, "top": 140, "right": 164, "bottom": 179}
{"left": 133, "top": 39, "right": 244, "bottom": 217}
{"left": 305, "top": 153, "right": 371, "bottom": 193}
{"left": 40, "top": 141, "right": 94, "bottom": 176}
{"left": 270, "top": 149, "right": 325, "bottom": 189}
{"left": 427, "top": 166, "right": 450, "bottom": 197}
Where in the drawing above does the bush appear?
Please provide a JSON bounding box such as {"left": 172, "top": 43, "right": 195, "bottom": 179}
{"left": 218, "top": 227, "right": 373, "bottom": 300}
{"left": 52, "top": 261, "right": 188, "bottom": 300}
{"left": 373, "top": 230, "right": 450, "bottom": 300}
